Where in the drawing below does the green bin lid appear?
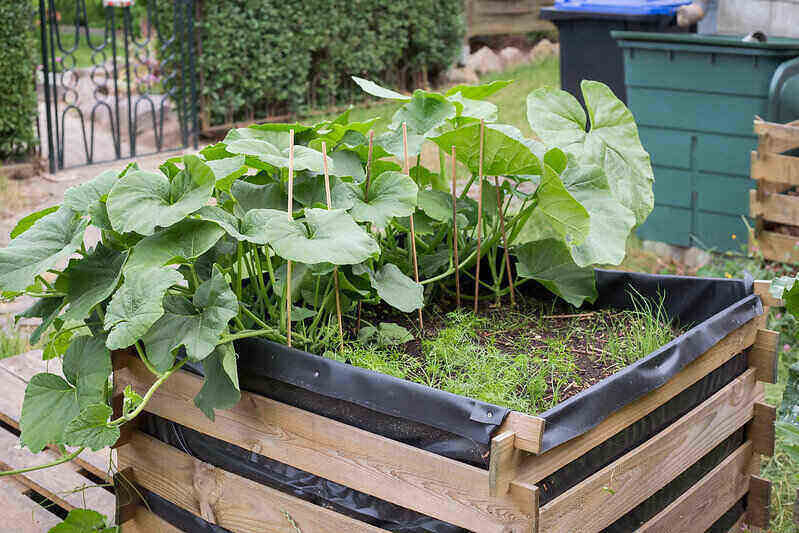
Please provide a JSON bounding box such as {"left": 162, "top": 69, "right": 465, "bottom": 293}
{"left": 612, "top": 31, "right": 799, "bottom": 52}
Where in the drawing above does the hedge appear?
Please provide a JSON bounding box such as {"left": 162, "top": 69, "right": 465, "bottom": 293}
{"left": 157, "top": 0, "right": 465, "bottom": 128}
{"left": 0, "top": 2, "right": 38, "bottom": 161}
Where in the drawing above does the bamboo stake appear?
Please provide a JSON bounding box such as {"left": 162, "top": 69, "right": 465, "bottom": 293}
{"left": 321, "top": 142, "right": 344, "bottom": 351}
{"left": 474, "top": 120, "right": 485, "bottom": 313}
{"left": 356, "top": 130, "right": 376, "bottom": 335}
{"left": 451, "top": 145, "right": 460, "bottom": 307}
{"left": 402, "top": 122, "right": 423, "bottom": 331}
{"left": 286, "top": 129, "right": 294, "bottom": 347}
{"left": 495, "top": 175, "right": 516, "bottom": 306}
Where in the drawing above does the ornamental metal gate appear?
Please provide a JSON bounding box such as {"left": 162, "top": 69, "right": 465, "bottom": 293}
{"left": 38, "top": 0, "right": 199, "bottom": 173}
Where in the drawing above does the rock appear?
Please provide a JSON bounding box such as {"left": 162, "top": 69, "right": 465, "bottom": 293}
{"left": 530, "top": 38, "right": 559, "bottom": 60}
{"left": 466, "top": 46, "right": 502, "bottom": 75}
{"left": 499, "top": 47, "right": 526, "bottom": 68}
{"left": 441, "top": 66, "right": 479, "bottom": 86}
{"left": 682, "top": 247, "right": 711, "bottom": 270}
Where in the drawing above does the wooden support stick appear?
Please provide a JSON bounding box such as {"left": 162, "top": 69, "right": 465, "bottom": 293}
{"left": 474, "top": 120, "right": 485, "bottom": 313}
{"left": 402, "top": 122, "right": 424, "bottom": 331}
{"left": 357, "top": 130, "right": 376, "bottom": 335}
{"left": 495, "top": 175, "right": 515, "bottom": 306}
{"left": 286, "top": 129, "right": 294, "bottom": 347}
{"left": 321, "top": 142, "right": 344, "bottom": 351}
{"left": 451, "top": 145, "right": 460, "bottom": 307}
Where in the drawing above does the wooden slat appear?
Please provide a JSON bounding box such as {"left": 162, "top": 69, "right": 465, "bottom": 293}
{"left": 119, "top": 431, "right": 391, "bottom": 533}
{"left": 636, "top": 441, "right": 752, "bottom": 533}
{"left": 489, "top": 431, "right": 519, "bottom": 497}
{"left": 754, "top": 230, "right": 799, "bottom": 265}
{"left": 116, "top": 356, "right": 532, "bottom": 533}
{"left": 513, "top": 318, "right": 758, "bottom": 485}
{"left": 749, "top": 191, "right": 799, "bottom": 226}
{"left": 754, "top": 279, "right": 783, "bottom": 308}
{"left": 497, "top": 412, "right": 545, "bottom": 453}
{"left": 475, "top": 0, "right": 537, "bottom": 15}
{"left": 0, "top": 353, "right": 113, "bottom": 482}
{"left": 0, "top": 426, "right": 114, "bottom": 516}
{"left": 538, "top": 369, "right": 761, "bottom": 533}
{"left": 0, "top": 478, "right": 61, "bottom": 532}
{"left": 747, "top": 476, "right": 772, "bottom": 528}
{"left": 755, "top": 119, "right": 799, "bottom": 154}
{"left": 750, "top": 329, "right": 779, "bottom": 384}
{"left": 751, "top": 150, "right": 799, "bottom": 186}
{"left": 121, "top": 506, "right": 183, "bottom": 533}
{"left": 469, "top": 15, "right": 555, "bottom": 37}
{"left": 748, "top": 402, "right": 776, "bottom": 457}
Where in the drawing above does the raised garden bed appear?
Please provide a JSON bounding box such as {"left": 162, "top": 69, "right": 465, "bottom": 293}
{"left": 749, "top": 118, "right": 799, "bottom": 264}
{"left": 0, "top": 77, "right": 779, "bottom": 532}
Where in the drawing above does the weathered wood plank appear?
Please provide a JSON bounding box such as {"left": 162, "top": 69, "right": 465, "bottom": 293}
{"left": 748, "top": 402, "right": 776, "bottom": 457}
{"left": 751, "top": 150, "right": 799, "bottom": 186}
{"left": 0, "top": 353, "right": 113, "bottom": 482}
{"left": 119, "top": 431, "right": 391, "bottom": 533}
{"left": 513, "top": 318, "right": 758, "bottom": 485}
{"left": 469, "top": 15, "right": 555, "bottom": 37}
{"left": 116, "top": 356, "right": 531, "bottom": 533}
{"left": 489, "top": 431, "right": 519, "bottom": 497}
{"left": 497, "top": 412, "right": 545, "bottom": 453}
{"left": 120, "top": 506, "right": 183, "bottom": 533}
{"left": 0, "top": 426, "right": 114, "bottom": 517}
{"left": 747, "top": 476, "right": 772, "bottom": 529}
{"left": 754, "top": 230, "right": 799, "bottom": 265}
{"left": 750, "top": 191, "right": 799, "bottom": 226}
{"left": 755, "top": 119, "right": 799, "bottom": 154}
{"left": 750, "top": 329, "right": 779, "bottom": 384}
{"left": 754, "top": 279, "right": 783, "bottom": 308}
{"left": 636, "top": 441, "right": 752, "bottom": 533}
{"left": 537, "top": 369, "right": 761, "bottom": 533}
{"left": 0, "top": 478, "right": 61, "bottom": 532}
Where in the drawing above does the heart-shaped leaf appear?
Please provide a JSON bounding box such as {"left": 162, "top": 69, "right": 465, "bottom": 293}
{"left": 358, "top": 263, "right": 423, "bottom": 312}
{"left": 431, "top": 124, "right": 542, "bottom": 176}
{"left": 515, "top": 239, "right": 597, "bottom": 307}
{"left": 63, "top": 169, "right": 119, "bottom": 215}
{"left": 63, "top": 404, "right": 119, "bottom": 451}
{"left": 194, "top": 343, "right": 241, "bottom": 421}
{"left": 125, "top": 219, "right": 225, "bottom": 272}
{"left": 390, "top": 90, "right": 456, "bottom": 136}
{"left": 58, "top": 244, "right": 128, "bottom": 321}
{"left": 344, "top": 171, "right": 418, "bottom": 229}
{"left": 445, "top": 80, "right": 512, "bottom": 100}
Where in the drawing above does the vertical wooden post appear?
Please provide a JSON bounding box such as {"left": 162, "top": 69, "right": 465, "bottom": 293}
{"left": 286, "top": 129, "right": 294, "bottom": 347}
{"left": 402, "top": 122, "right": 424, "bottom": 331}
{"left": 474, "top": 120, "right": 485, "bottom": 313}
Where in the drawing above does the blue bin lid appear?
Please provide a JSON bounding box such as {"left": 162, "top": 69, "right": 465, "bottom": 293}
{"left": 551, "top": 0, "right": 691, "bottom": 15}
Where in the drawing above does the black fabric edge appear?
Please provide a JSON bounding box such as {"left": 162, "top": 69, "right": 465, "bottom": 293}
{"left": 538, "top": 292, "right": 762, "bottom": 452}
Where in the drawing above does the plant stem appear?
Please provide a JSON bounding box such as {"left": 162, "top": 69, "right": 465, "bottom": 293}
{"left": 109, "top": 359, "right": 188, "bottom": 426}
{"left": 0, "top": 447, "right": 85, "bottom": 478}
{"left": 235, "top": 241, "right": 243, "bottom": 300}
{"left": 134, "top": 341, "right": 161, "bottom": 377}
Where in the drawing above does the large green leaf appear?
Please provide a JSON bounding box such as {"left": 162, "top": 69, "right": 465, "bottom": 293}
{"left": 104, "top": 267, "right": 183, "bottom": 349}
{"left": 527, "top": 81, "right": 654, "bottom": 225}
{"left": 345, "top": 171, "right": 418, "bottom": 229}
{"left": 390, "top": 90, "right": 456, "bottom": 135}
{"left": 0, "top": 207, "right": 88, "bottom": 292}
{"left": 206, "top": 155, "right": 247, "bottom": 192}
{"left": 106, "top": 155, "right": 215, "bottom": 235}
{"left": 515, "top": 165, "right": 590, "bottom": 246}
{"left": 192, "top": 206, "right": 273, "bottom": 245}
{"left": 359, "top": 263, "right": 423, "bottom": 312}
{"left": 142, "top": 267, "right": 237, "bottom": 371}
{"left": 63, "top": 169, "right": 119, "bottom": 215}
{"left": 231, "top": 180, "right": 286, "bottom": 214}
{"left": 561, "top": 161, "right": 636, "bottom": 266}
{"left": 125, "top": 219, "right": 225, "bottom": 272}
{"left": 445, "top": 80, "right": 512, "bottom": 100}
{"left": 194, "top": 343, "right": 241, "bottom": 421}
{"left": 17, "top": 296, "right": 63, "bottom": 345}
{"left": 9, "top": 205, "right": 60, "bottom": 239}
{"left": 63, "top": 404, "right": 119, "bottom": 451}
{"left": 417, "top": 189, "right": 452, "bottom": 222}
{"left": 352, "top": 76, "right": 410, "bottom": 101}
{"left": 59, "top": 244, "right": 127, "bottom": 321}
{"left": 48, "top": 509, "right": 117, "bottom": 533}
{"left": 375, "top": 127, "right": 426, "bottom": 159}
{"left": 260, "top": 208, "right": 379, "bottom": 265}
{"left": 19, "top": 373, "right": 80, "bottom": 453}
{"left": 62, "top": 335, "right": 112, "bottom": 410}
{"left": 225, "top": 138, "right": 333, "bottom": 174}
{"left": 448, "top": 92, "right": 498, "bottom": 123}
{"left": 514, "top": 239, "right": 597, "bottom": 307}
{"left": 430, "top": 124, "right": 542, "bottom": 176}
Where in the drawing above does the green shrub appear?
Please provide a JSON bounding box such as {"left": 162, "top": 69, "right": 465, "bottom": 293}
{"left": 0, "top": 2, "right": 38, "bottom": 161}
{"left": 157, "top": 0, "right": 465, "bottom": 127}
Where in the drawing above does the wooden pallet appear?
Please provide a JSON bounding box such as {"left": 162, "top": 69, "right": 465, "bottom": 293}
{"left": 749, "top": 118, "right": 799, "bottom": 264}
{"left": 110, "top": 282, "right": 779, "bottom": 533}
{"left": 0, "top": 351, "right": 116, "bottom": 532}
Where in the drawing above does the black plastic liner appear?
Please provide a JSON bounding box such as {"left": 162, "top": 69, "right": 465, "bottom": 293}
{"left": 137, "top": 271, "right": 761, "bottom": 532}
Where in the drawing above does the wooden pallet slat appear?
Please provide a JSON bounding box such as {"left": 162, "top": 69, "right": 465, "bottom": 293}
{"left": 537, "top": 369, "right": 761, "bottom": 533}
{"left": 754, "top": 118, "right": 799, "bottom": 154}
{"left": 751, "top": 150, "right": 799, "bottom": 185}
{"left": 750, "top": 191, "right": 799, "bottom": 227}
{"left": 0, "top": 478, "right": 61, "bottom": 533}
{"left": 119, "top": 506, "right": 184, "bottom": 533}
{"left": 119, "top": 431, "right": 391, "bottom": 533}
{"left": 636, "top": 441, "right": 753, "bottom": 533}
{"left": 116, "top": 355, "right": 531, "bottom": 533}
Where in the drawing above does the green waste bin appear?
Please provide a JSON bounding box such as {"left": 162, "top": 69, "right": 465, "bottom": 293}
{"left": 612, "top": 31, "right": 799, "bottom": 251}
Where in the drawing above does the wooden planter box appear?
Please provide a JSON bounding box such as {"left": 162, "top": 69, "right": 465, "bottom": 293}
{"left": 112, "top": 281, "right": 780, "bottom": 533}
{"left": 749, "top": 118, "right": 799, "bottom": 264}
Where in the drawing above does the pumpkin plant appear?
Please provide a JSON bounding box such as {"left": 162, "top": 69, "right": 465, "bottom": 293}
{"left": 0, "top": 78, "right": 653, "bottom": 493}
